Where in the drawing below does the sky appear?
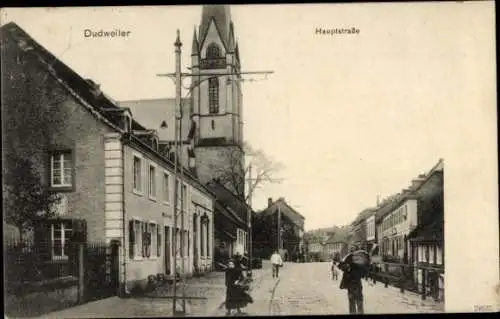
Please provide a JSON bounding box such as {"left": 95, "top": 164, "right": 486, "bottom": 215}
{"left": 1, "top": 3, "right": 496, "bottom": 231}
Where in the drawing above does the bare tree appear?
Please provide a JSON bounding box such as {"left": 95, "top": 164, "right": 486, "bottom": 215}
{"left": 212, "top": 142, "right": 284, "bottom": 203}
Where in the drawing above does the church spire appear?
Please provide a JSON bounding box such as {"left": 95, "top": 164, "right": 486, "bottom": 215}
{"left": 199, "top": 4, "right": 232, "bottom": 49}
{"left": 191, "top": 27, "right": 199, "bottom": 55}
{"left": 227, "top": 22, "right": 235, "bottom": 53}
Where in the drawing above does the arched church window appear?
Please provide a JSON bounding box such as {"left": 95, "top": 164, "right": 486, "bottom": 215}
{"left": 206, "top": 43, "right": 221, "bottom": 58}
{"left": 209, "top": 77, "right": 219, "bottom": 114}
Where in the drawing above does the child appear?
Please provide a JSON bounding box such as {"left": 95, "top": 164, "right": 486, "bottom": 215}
{"left": 331, "top": 259, "right": 339, "bottom": 280}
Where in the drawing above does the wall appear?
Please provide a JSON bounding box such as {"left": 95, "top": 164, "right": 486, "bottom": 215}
{"left": 379, "top": 199, "right": 418, "bottom": 259}
{"left": 2, "top": 35, "right": 111, "bottom": 242}
{"left": 366, "top": 215, "right": 376, "bottom": 241}
{"left": 122, "top": 144, "right": 214, "bottom": 289}
{"left": 194, "top": 146, "right": 244, "bottom": 196}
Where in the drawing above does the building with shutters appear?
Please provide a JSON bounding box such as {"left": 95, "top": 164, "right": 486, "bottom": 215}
{"left": 1, "top": 21, "right": 216, "bottom": 294}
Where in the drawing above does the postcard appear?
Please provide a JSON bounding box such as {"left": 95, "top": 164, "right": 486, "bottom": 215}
{"left": 1, "top": 2, "right": 498, "bottom": 317}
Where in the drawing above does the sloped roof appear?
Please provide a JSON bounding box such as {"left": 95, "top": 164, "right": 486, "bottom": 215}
{"left": 1, "top": 22, "right": 148, "bottom": 133}
{"left": 260, "top": 198, "right": 305, "bottom": 230}
{"left": 119, "top": 98, "right": 192, "bottom": 142}
{"left": 352, "top": 207, "right": 377, "bottom": 226}
{"left": 408, "top": 219, "right": 443, "bottom": 242}
{"left": 1, "top": 22, "right": 213, "bottom": 198}
{"left": 375, "top": 159, "right": 444, "bottom": 223}
{"left": 207, "top": 180, "right": 252, "bottom": 227}
{"left": 325, "top": 233, "right": 347, "bottom": 244}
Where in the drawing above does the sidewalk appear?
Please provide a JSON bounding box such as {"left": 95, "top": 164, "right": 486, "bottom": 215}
{"left": 39, "top": 264, "right": 269, "bottom": 318}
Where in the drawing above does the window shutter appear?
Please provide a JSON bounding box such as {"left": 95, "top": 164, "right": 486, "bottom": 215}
{"left": 129, "top": 220, "right": 135, "bottom": 259}
{"left": 142, "top": 222, "right": 146, "bottom": 258}
{"left": 145, "top": 223, "right": 151, "bottom": 258}
{"left": 157, "top": 227, "right": 162, "bottom": 257}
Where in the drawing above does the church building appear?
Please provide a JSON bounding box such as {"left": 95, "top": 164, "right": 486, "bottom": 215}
{"left": 120, "top": 5, "right": 251, "bottom": 267}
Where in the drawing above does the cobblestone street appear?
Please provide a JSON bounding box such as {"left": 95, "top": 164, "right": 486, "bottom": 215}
{"left": 40, "top": 261, "right": 444, "bottom": 318}
{"left": 269, "top": 262, "right": 444, "bottom": 315}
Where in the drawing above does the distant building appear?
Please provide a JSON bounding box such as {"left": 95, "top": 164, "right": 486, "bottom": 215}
{"left": 407, "top": 159, "right": 444, "bottom": 301}
{"left": 372, "top": 159, "right": 444, "bottom": 301}
{"left": 350, "top": 208, "right": 377, "bottom": 251}
{"left": 305, "top": 237, "right": 324, "bottom": 262}
{"left": 323, "top": 234, "right": 348, "bottom": 261}
{"left": 254, "top": 197, "right": 305, "bottom": 261}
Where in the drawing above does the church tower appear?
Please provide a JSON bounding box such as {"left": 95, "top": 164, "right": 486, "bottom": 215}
{"left": 191, "top": 5, "right": 245, "bottom": 197}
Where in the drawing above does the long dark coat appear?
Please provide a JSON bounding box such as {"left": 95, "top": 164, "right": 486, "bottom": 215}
{"left": 224, "top": 266, "right": 252, "bottom": 310}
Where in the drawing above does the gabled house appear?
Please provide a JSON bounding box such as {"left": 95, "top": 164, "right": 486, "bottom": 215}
{"left": 254, "top": 197, "right": 305, "bottom": 261}
{"left": 323, "top": 234, "right": 348, "bottom": 261}
{"left": 2, "top": 22, "right": 216, "bottom": 294}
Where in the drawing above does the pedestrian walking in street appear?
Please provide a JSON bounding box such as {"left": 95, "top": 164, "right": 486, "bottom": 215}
{"left": 270, "top": 250, "right": 283, "bottom": 278}
{"left": 338, "top": 246, "right": 371, "bottom": 314}
{"left": 331, "top": 258, "right": 339, "bottom": 280}
{"left": 224, "top": 258, "right": 253, "bottom": 316}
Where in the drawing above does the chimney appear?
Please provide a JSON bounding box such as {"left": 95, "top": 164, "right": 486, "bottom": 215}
{"left": 376, "top": 195, "right": 380, "bottom": 206}
{"left": 268, "top": 197, "right": 273, "bottom": 207}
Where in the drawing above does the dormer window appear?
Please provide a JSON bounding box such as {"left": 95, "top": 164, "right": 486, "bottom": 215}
{"left": 206, "top": 43, "right": 221, "bottom": 58}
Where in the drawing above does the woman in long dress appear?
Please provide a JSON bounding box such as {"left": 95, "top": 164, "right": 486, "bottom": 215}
{"left": 224, "top": 258, "right": 252, "bottom": 315}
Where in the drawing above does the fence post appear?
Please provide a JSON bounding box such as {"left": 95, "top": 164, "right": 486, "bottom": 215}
{"left": 421, "top": 268, "right": 426, "bottom": 300}
{"left": 400, "top": 265, "right": 405, "bottom": 294}
{"left": 78, "top": 243, "right": 85, "bottom": 303}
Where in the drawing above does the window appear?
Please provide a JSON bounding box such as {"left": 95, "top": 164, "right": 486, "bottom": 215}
{"left": 129, "top": 219, "right": 145, "bottom": 259}
{"left": 143, "top": 222, "right": 153, "bottom": 258}
{"left": 157, "top": 226, "right": 162, "bottom": 257}
{"left": 150, "top": 223, "right": 157, "bottom": 257}
{"left": 182, "top": 184, "right": 187, "bottom": 212}
{"left": 51, "top": 151, "right": 72, "bottom": 187}
{"left": 206, "top": 219, "right": 210, "bottom": 256}
{"left": 208, "top": 77, "right": 219, "bottom": 114}
{"left": 200, "top": 222, "right": 205, "bottom": 257}
{"left": 149, "top": 164, "right": 156, "bottom": 200}
{"left": 163, "top": 173, "right": 170, "bottom": 203}
{"left": 133, "top": 156, "right": 142, "bottom": 193}
{"left": 51, "top": 221, "right": 72, "bottom": 260}
{"left": 175, "top": 228, "right": 182, "bottom": 257}
{"left": 206, "top": 43, "right": 221, "bottom": 58}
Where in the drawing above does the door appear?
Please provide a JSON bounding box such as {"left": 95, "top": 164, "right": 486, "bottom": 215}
{"left": 164, "top": 226, "right": 171, "bottom": 275}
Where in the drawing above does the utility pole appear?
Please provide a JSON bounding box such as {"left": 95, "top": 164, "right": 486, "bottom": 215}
{"left": 172, "top": 29, "right": 182, "bottom": 316}
{"left": 277, "top": 204, "right": 282, "bottom": 251}
{"left": 158, "top": 29, "right": 274, "bottom": 315}
{"left": 247, "top": 164, "right": 253, "bottom": 278}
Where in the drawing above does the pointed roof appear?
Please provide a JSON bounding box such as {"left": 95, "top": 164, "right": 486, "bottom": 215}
{"left": 191, "top": 28, "right": 199, "bottom": 55}
{"left": 235, "top": 42, "right": 240, "bottom": 63}
{"left": 227, "top": 22, "right": 235, "bottom": 53}
{"left": 199, "top": 5, "right": 232, "bottom": 50}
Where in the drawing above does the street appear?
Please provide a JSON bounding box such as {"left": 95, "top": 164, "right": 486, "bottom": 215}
{"left": 41, "top": 261, "right": 443, "bottom": 318}
{"left": 212, "top": 261, "right": 444, "bottom": 316}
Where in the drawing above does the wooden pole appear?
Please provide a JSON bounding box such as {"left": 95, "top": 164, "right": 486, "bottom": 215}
{"left": 78, "top": 243, "right": 84, "bottom": 303}
{"left": 172, "top": 29, "right": 181, "bottom": 316}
